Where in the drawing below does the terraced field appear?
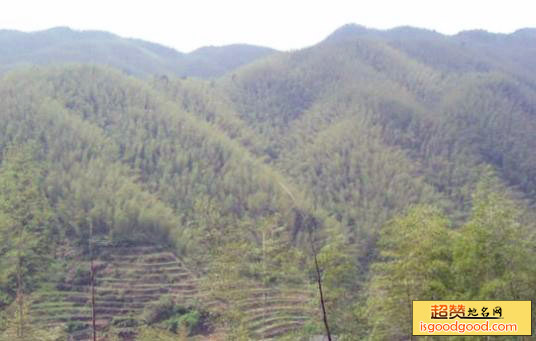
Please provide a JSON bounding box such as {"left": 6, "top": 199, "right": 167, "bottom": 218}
{"left": 214, "top": 285, "right": 316, "bottom": 339}
{"left": 29, "top": 243, "right": 316, "bottom": 340}
{"left": 30, "top": 244, "right": 201, "bottom": 340}
{"left": 246, "top": 290, "right": 314, "bottom": 339}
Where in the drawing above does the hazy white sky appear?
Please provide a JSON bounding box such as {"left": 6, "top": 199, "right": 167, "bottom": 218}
{"left": 2, "top": 0, "right": 535, "bottom": 52}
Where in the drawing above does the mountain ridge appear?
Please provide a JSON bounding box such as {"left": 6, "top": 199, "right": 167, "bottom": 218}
{"left": 0, "top": 26, "right": 277, "bottom": 77}
{"left": 0, "top": 23, "right": 535, "bottom": 340}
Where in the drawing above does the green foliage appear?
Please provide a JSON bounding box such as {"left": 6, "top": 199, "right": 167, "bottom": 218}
{"left": 313, "top": 223, "right": 361, "bottom": 337}
{"left": 136, "top": 325, "right": 185, "bottom": 341}
{"left": 65, "top": 320, "right": 86, "bottom": 333}
{"left": 142, "top": 296, "right": 204, "bottom": 336}
{"left": 200, "top": 212, "right": 314, "bottom": 338}
{"left": 367, "top": 205, "right": 453, "bottom": 339}
{"left": 70, "top": 264, "right": 90, "bottom": 286}
{"left": 163, "top": 310, "right": 199, "bottom": 334}
{"left": 366, "top": 182, "right": 536, "bottom": 339}
{"left": 0, "top": 144, "right": 56, "bottom": 309}
{"left": 1, "top": 302, "right": 67, "bottom": 340}
{"left": 1, "top": 25, "right": 536, "bottom": 339}
{"left": 142, "top": 295, "right": 176, "bottom": 324}
{"left": 453, "top": 180, "right": 536, "bottom": 300}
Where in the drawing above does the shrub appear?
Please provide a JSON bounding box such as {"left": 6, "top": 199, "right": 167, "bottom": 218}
{"left": 164, "top": 310, "right": 200, "bottom": 334}
{"left": 142, "top": 295, "right": 175, "bottom": 324}
{"left": 65, "top": 320, "right": 87, "bottom": 333}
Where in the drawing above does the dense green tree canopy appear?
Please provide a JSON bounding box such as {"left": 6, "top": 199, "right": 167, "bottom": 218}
{"left": 0, "top": 24, "right": 535, "bottom": 340}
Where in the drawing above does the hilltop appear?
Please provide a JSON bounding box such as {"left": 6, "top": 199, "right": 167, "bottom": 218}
{"left": 0, "top": 27, "right": 276, "bottom": 77}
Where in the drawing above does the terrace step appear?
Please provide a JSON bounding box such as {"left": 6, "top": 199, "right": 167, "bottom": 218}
{"left": 238, "top": 297, "right": 310, "bottom": 310}
{"left": 249, "top": 315, "right": 309, "bottom": 330}
{"left": 255, "top": 321, "right": 306, "bottom": 338}
{"left": 244, "top": 306, "right": 311, "bottom": 323}
{"left": 30, "top": 244, "right": 201, "bottom": 340}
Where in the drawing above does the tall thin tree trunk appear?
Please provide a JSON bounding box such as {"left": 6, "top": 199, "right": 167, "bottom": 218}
{"left": 16, "top": 224, "right": 24, "bottom": 339}
{"left": 89, "top": 220, "right": 96, "bottom": 341}
{"left": 311, "top": 238, "right": 332, "bottom": 341}
{"left": 262, "top": 229, "right": 266, "bottom": 341}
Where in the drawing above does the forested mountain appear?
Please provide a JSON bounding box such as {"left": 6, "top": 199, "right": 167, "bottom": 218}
{"left": 0, "top": 24, "right": 535, "bottom": 340}
{"left": 326, "top": 24, "right": 536, "bottom": 84}
{"left": 0, "top": 27, "right": 275, "bottom": 77}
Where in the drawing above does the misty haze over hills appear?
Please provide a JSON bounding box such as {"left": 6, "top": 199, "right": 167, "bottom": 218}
{"left": 0, "top": 26, "right": 276, "bottom": 77}
{"left": 1, "top": 24, "right": 536, "bottom": 79}
{"left": 0, "top": 23, "right": 535, "bottom": 340}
